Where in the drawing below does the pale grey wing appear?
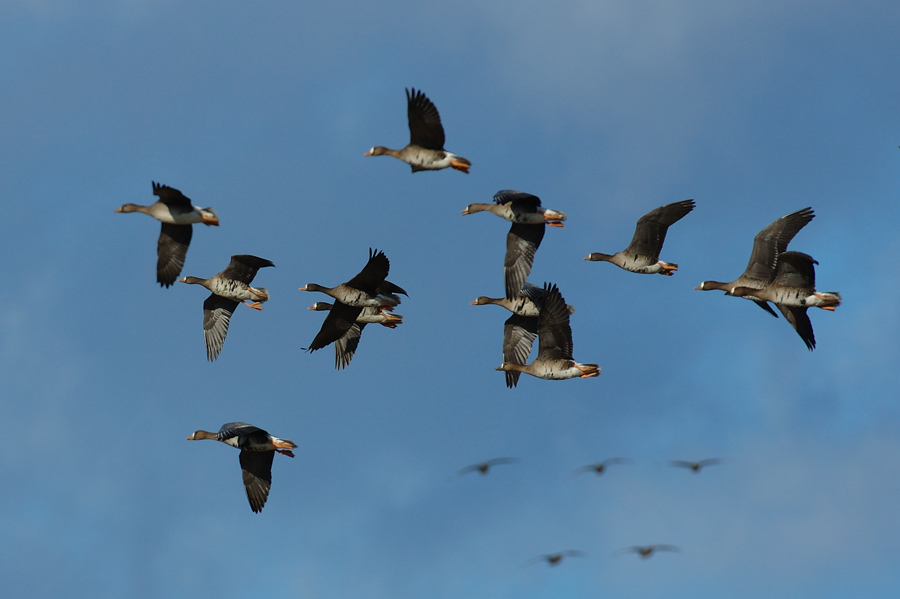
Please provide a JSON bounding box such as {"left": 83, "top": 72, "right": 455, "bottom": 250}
{"left": 493, "top": 190, "right": 542, "bottom": 211}
{"left": 203, "top": 294, "right": 239, "bottom": 361}
{"left": 503, "top": 314, "right": 538, "bottom": 388}
{"left": 406, "top": 88, "right": 445, "bottom": 150}
{"left": 217, "top": 422, "right": 261, "bottom": 440}
{"left": 773, "top": 251, "right": 817, "bottom": 289}
{"left": 505, "top": 223, "right": 545, "bottom": 299}
{"left": 221, "top": 255, "right": 275, "bottom": 285}
{"left": 157, "top": 223, "right": 192, "bottom": 287}
{"left": 625, "top": 199, "right": 695, "bottom": 259}
{"left": 239, "top": 450, "right": 274, "bottom": 513}
{"left": 778, "top": 304, "right": 816, "bottom": 351}
{"left": 334, "top": 322, "right": 366, "bottom": 370}
{"left": 152, "top": 181, "right": 191, "bottom": 208}
{"left": 744, "top": 207, "right": 815, "bottom": 281}
{"left": 535, "top": 283, "right": 574, "bottom": 361}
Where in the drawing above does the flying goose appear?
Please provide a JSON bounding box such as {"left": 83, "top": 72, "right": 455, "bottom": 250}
{"left": 308, "top": 302, "right": 403, "bottom": 370}
{"left": 463, "top": 191, "right": 567, "bottom": 299}
{"left": 618, "top": 545, "right": 680, "bottom": 559}
{"left": 179, "top": 254, "right": 274, "bottom": 361}
{"left": 695, "top": 207, "right": 815, "bottom": 317}
{"left": 527, "top": 550, "right": 587, "bottom": 566}
{"left": 300, "top": 249, "right": 407, "bottom": 353}
{"left": 472, "top": 283, "right": 575, "bottom": 388}
{"left": 573, "top": 458, "right": 631, "bottom": 476}
{"left": 670, "top": 458, "right": 721, "bottom": 472}
{"left": 114, "top": 181, "right": 219, "bottom": 287}
{"left": 364, "top": 88, "right": 471, "bottom": 173}
{"left": 187, "top": 422, "right": 296, "bottom": 513}
{"left": 731, "top": 251, "right": 840, "bottom": 350}
{"left": 496, "top": 283, "right": 599, "bottom": 382}
{"left": 584, "top": 199, "right": 695, "bottom": 275}
{"left": 457, "top": 457, "right": 519, "bottom": 476}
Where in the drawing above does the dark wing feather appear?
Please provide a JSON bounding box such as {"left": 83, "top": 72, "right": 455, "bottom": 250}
{"left": 334, "top": 322, "right": 366, "bottom": 370}
{"left": 503, "top": 314, "right": 538, "bottom": 388}
{"left": 505, "top": 224, "right": 545, "bottom": 299}
{"left": 535, "top": 283, "right": 574, "bottom": 361}
{"left": 306, "top": 301, "right": 364, "bottom": 352}
{"left": 345, "top": 248, "right": 391, "bottom": 294}
{"left": 152, "top": 181, "right": 191, "bottom": 207}
{"left": 157, "top": 223, "right": 192, "bottom": 287}
{"left": 378, "top": 280, "right": 408, "bottom": 297}
{"left": 406, "top": 88, "right": 445, "bottom": 150}
{"left": 778, "top": 304, "right": 816, "bottom": 351}
{"left": 625, "top": 199, "right": 695, "bottom": 259}
{"left": 239, "top": 450, "right": 275, "bottom": 513}
{"left": 493, "top": 190, "right": 542, "bottom": 211}
{"left": 773, "top": 251, "right": 817, "bottom": 289}
{"left": 743, "top": 207, "right": 815, "bottom": 281}
{"left": 203, "top": 294, "right": 240, "bottom": 361}
{"left": 221, "top": 255, "right": 275, "bottom": 285}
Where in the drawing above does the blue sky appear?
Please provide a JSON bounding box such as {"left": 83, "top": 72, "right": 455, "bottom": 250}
{"left": 2, "top": 1, "right": 899, "bottom": 597}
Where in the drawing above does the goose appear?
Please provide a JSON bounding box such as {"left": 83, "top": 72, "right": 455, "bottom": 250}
{"left": 730, "top": 251, "right": 840, "bottom": 350}
{"left": 187, "top": 422, "right": 295, "bottom": 513}
{"left": 178, "top": 254, "right": 274, "bottom": 361}
{"left": 462, "top": 189, "right": 567, "bottom": 225}
{"left": 472, "top": 283, "right": 575, "bottom": 388}
{"left": 364, "top": 88, "right": 470, "bottom": 173}
{"left": 618, "top": 545, "right": 680, "bottom": 559}
{"left": 308, "top": 302, "right": 403, "bottom": 370}
{"left": 573, "top": 458, "right": 631, "bottom": 476}
{"left": 463, "top": 191, "right": 566, "bottom": 299}
{"left": 496, "top": 283, "right": 599, "bottom": 382}
{"left": 584, "top": 199, "right": 695, "bottom": 275}
{"left": 670, "top": 458, "right": 721, "bottom": 472}
{"left": 527, "top": 550, "right": 587, "bottom": 566}
{"left": 300, "top": 249, "right": 407, "bottom": 352}
{"left": 695, "top": 207, "right": 815, "bottom": 317}
{"left": 457, "top": 457, "right": 519, "bottom": 476}
{"left": 114, "top": 181, "right": 219, "bottom": 287}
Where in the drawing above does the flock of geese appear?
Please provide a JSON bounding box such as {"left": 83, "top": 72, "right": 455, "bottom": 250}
{"left": 114, "top": 89, "right": 842, "bottom": 550}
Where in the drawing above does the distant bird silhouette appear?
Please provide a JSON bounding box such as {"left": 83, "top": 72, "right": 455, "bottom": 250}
{"left": 307, "top": 302, "right": 403, "bottom": 369}
{"left": 730, "top": 251, "right": 840, "bottom": 350}
{"left": 573, "top": 458, "right": 631, "bottom": 475}
{"left": 179, "top": 255, "right": 274, "bottom": 361}
{"left": 585, "top": 199, "right": 695, "bottom": 275}
{"left": 695, "top": 206, "right": 815, "bottom": 318}
{"left": 463, "top": 191, "right": 567, "bottom": 299}
{"left": 300, "top": 248, "right": 407, "bottom": 353}
{"left": 618, "top": 545, "right": 680, "bottom": 558}
{"left": 114, "top": 181, "right": 219, "bottom": 287}
{"left": 187, "top": 422, "right": 295, "bottom": 513}
{"left": 457, "top": 458, "right": 518, "bottom": 476}
{"left": 527, "top": 550, "right": 586, "bottom": 566}
{"left": 364, "top": 88, "right": 470, "bottom": 173}
{"left": 670, "top": 459, "right": 721, "bottom": 473}
{"left": 496, "top": 283, "right": 599, "bottom": 382}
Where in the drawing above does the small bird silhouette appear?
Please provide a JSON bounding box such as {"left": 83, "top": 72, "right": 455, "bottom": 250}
{"left": 670, "top": 459, "right": 721, "bottom": 473}
{"left": 457, "top": 457, "right": 518, "bottom": 476}
{"left": 573, "top": 458, "right": 631, "bottom": 476}
{"left": 527, "top": 550, "right": 586, "bottom": 566}
{"left": 618, "top": 545, "right": 680, "bottom": 559}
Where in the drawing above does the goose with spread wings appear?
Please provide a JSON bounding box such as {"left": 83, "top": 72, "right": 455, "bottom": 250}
{"left": 364, "top": 88, "right": 470, "bottom": 173}
{"left": 179, "top": 254, "right": 274, "bottom": 361}
{"left": 585, "top": 199, "right": 695, "bottom": 275}
{"left": 695, "top": 207, "right": 815, "bottom": 317}
{"left": 187, "top": 422, "right": 295, "bottom": 513}
{"left": 114, "top": 181, "right": 219, "bottom": 287}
